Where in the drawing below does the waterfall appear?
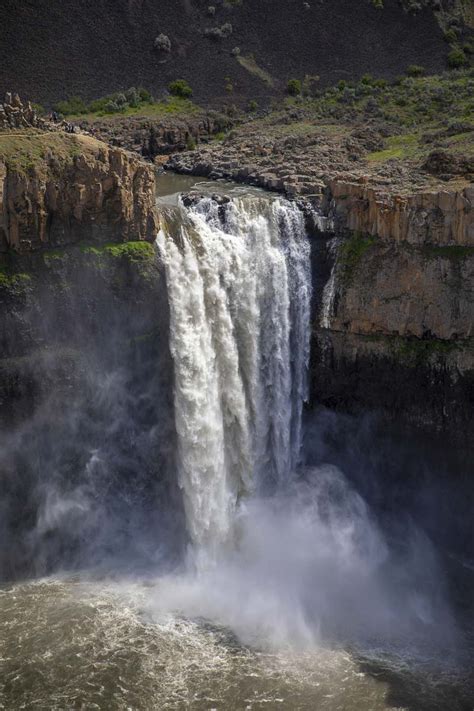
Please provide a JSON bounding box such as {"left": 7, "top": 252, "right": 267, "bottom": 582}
{"left": 157, "top": 194, "right": 312, "bottom": 565}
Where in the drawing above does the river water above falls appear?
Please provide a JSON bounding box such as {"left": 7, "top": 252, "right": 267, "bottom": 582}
{"left": 0, "top": 174, "right": 473, "bottom": 710}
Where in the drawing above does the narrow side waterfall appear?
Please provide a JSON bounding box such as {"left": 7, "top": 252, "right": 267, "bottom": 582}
{"left": 157, "top": 194, "right": 311, "bottom": 563}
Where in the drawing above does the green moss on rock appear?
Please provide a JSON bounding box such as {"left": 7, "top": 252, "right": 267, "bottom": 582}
{"left": 80, "top": 241, "right": 155, "bottom": 261}
{"left": 339, "top": 231, "right": 376, "bottom": 284}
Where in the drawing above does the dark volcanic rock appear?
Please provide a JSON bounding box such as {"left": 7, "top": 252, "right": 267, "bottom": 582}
{"left": 0, "top": 0, "right": 447, "bottom": 106}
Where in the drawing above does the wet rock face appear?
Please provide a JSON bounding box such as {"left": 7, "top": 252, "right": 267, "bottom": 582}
{"left": 0, "top": 135, "right": 159, "bottom": 253}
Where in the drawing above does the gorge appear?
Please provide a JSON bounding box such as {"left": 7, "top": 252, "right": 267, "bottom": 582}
{"left": 0, "top": 159, "right": 472, "bottom": 708}
{"left": 0, "top": 9, "right": 474, "bottom": 698}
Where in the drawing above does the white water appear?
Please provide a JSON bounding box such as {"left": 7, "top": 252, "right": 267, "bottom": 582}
{"left": 157, "top": 195, "right": 311, "bottom": 565}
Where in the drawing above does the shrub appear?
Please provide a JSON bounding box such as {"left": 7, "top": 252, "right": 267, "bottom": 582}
{"left": 207, "top": 5, "right": 216, "bottom": 15}
{"left": 104, "top": 100, "right": 121, "bottom": 114}
{"left": 125, "top": 87, "right": 140, "bottom": 107}
{"left": 231, "top": 46, "right": 241, "bottom": 56}
{"left": 168, "top": 79, "right": 193, "bottom": 98}
{"left": 448, "top": 48, "right": 468, "bottom": 69}
{"left": 54, "top": 96, "right": 88, "bottom": 116}
{"left": 248, "top": 100, "right": 258, "bottom": 112}
{"left": 371, "top": 0, "right": 384, "bottom": 8}
{"left": 32, "top": 103, "right": 46, "bottom": 116}
{"left": 444, "top": 28, "right": 458, "bottom": 44}
{"left": 186, "top": 135, "right": 196, "bottom": 150}
{"left": 205, "top": 22, "right": 233, "bottom": 40}
{"left": 115, "top": 92, "right": 127, "bottom": 107}
{"left": 337, "top": 80, "right": 347, "bottom": 91}
{"left": 406, "top": 64, "right": 425, "bottom": 76}
{"left": 287, "top": 78, "right": 302, "bottom": 96}
{"left": 138, "top": 88, "right": 153, "bottom": 103}
{"left": 154, "top": 33, "right": 171, "bottom": 52}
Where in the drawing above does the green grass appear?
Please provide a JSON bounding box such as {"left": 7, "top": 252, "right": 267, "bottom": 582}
{"left": 365, "top": 332, "right": 467, "bottom": 366}
{"left": 389, "top": 335, "right": 461, "bottom": 365}
{"left": 0, "top": 131, "right": 84, "bottom": 174}
{"left": 270, "top": 68, "right": 474, "bottom": 171}
{"left": 367, "top": 134, "right": 419, "bottom": 162}
{"left": 68, "top": 97, "right": 199, "bottom": 121}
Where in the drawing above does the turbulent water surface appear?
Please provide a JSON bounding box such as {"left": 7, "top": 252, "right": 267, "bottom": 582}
{"left": 0, "top": 175, "right": 473, "bottom": 710}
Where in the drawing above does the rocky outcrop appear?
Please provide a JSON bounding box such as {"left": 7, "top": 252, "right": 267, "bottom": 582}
{"left": 79, "top": 113, "right": 232, "bottom": 159}
{"left": 0, "top": 133, "right": 159, "bottom": 253}
{"left": 325, "top": 179, "right": 474, "bottom": 247}
{"left": 0, "top": 92, "right": 44, "bottom": 130}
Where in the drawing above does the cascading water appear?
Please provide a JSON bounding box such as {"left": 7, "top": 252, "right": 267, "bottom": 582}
{"left": 1, "top": 175, "right": 472, "bottom": 711}
{"left": 157, "top": 194, "right": 312, "bottom": 564}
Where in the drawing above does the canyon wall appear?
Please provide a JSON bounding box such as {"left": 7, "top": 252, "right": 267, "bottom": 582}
{"left": 311, "top": 182, "right": 474, "bottom": 443}
{"left": 0, "top": 133, "right": 159, "bottom": 253}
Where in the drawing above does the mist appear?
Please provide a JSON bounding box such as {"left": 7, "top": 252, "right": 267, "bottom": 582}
{"left": 0, "top": 186, "right": 473, "bottom": 710}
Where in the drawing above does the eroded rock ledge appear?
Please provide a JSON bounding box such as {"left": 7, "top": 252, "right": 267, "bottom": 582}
{"left": 0, "top": 132, "right": 159, "bottom": 253}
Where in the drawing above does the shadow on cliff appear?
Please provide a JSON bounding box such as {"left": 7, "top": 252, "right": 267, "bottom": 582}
{"left": 0, "top": 245, "right": 186, "bottom": 581}
{"left": 302, "top": 407, "right": 474, "bottom": 711}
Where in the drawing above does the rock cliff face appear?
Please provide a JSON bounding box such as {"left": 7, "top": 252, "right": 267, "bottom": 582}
{"left": 311, "top": 195, "right": 474, "bottom": 443}
{"left": 79, "top": 113, "right": 232, "bottom": 158}
{"left": 325, "top": 179, "right": 474, "bottom": 247}
{"left": 0, "top": 133, "right": 159, "bottom": 253}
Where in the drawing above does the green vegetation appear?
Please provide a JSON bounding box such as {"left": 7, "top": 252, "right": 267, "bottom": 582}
{"left": 168, "top": 79, "right": 193, "bottom": 99}
{"left": 339, "top": 232, "right": 376, "bottom": 283}
{"left": 406, "top": 64, "right": 425, "bottom": 77}
{"left": 280, "top": 68, "right": 474, "bottom": 171}
{"left": 54, "top": 87, "right": 154, "bottom": 117}
{"left": 367, "top": 133, "right": 419, "bottom": 162}
{"left": 365, "top": 332, "right": 466, "bottom": 367}
{"left": 448, "top": 47, "right": 468, "bottom": 68}
{"left": 213, "top": 131, "right": 227, "bottom": 142}
{"left": 0, "top": 131, "right": 84, "bottom": 174}
{"left": 287, "top": 79, "right": 302, "bottom": 96}
{"left": 80, "top": 241, "right": 155, "bottom": 262}
{"left": 389, "top": 334, "right": 460, "bottom": 366}
{"left": 0, "top": 264, "right": 31, "bottom": 290}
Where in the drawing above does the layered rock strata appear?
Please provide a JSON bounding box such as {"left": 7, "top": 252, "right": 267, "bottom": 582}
{"left": 0, "top": 133, "right": 159, "bottom": 253}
